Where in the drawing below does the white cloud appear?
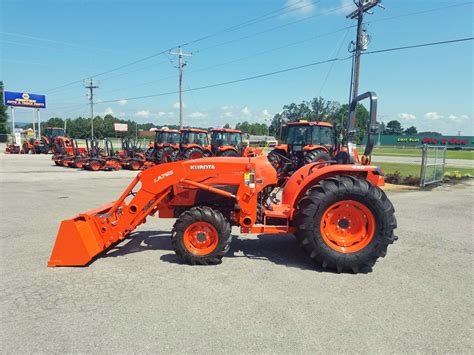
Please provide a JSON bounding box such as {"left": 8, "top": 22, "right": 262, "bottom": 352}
{"left": 173, "top": 102, "right": 186, "bottom": 109}
{"left": 189, "top": 111, "right": 207, "bottom": 118}
{"left": 424, "top": 112, "right": 443, "bottom": 120}
{"left": 223, "top": 111, "right": 233, "bottom": 118}
{"left": 241, "top": 106, "right": 251, "bottom": 116}
{"left": 221, "top": 105, "right": 233, "bottom": 111}
{"left": 135, "top": 110, "right": 151, "bottom": 118}
{"left": 157, "top": 111, "right": 166, "bottom": 117}
{"left": 103, "top": 107, "right": 114, "bottom": 116}
{"left": 260, "top": 109, "right": 272, "bottom": 119}
{"left": 460, "top": 114, "right": 470, "bottom": 120}
{"left": 398, "top": 113, "right": 416, "bottom": 121}
{"left": 167, "top": 111, "right": 175, "bottom": 117}
{"left": 118, "top": 99, "right": 128, "bottom": 106}
{"left": 285, "top": 0, "right": 315, "bottom": 16}
{"left": 119, "top": 112, "right": 126, "bottom": 117}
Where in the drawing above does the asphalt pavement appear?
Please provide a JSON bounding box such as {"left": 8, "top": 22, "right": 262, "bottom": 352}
{"left": 1, "top": 154, "right": 472, "bottom": 353}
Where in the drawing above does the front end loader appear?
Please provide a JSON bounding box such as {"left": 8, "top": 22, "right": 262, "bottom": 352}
{"left": 48, "top": 92, "right": 397, "bottom": 273}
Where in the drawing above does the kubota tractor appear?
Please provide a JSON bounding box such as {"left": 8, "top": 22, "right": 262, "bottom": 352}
{"left": 146, "top": 129, "right": 181, "bottom": 164}
{"left": 22, "top": 127, "right": 69, "bottom": 154}
{"left": 175, "top": 128, "right": 211, "bottom": 160}
{"left": 268, "top": 121, "right": 335, "bottom": 178}
{"left": 79, "top": 139, "right": 121, "bottom": 171}
{"left": 48, "top": 92, "right": 397, "bottom": 273}
{"left": 210, "top": 128, "right": 262, "bottom": 157}
{"left": 119, "top": 138, "right": 147, "bottom": 170}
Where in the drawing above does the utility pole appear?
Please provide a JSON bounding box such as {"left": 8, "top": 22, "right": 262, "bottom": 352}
{"left": 347, "top": 0, "right": 383, "bottom": 100}
{"left": 85, "top": 79, "right": 99, "bottom": 138}
{"left": 170, "top": 47, "right": 192, "bottom": 129}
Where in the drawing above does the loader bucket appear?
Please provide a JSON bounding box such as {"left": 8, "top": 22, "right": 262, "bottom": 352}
{"left": 48, "top": 202, "right": 114, "bottom": 267}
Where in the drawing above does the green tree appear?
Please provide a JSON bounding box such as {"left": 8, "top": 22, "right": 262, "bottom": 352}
{"left": 404, "top": 126, "right": 418, "bottom": 135}
{"left": 223, "top": 123, "right": 230, "bottom": 128}
{"left": 386, "top": 120, "right": 403, "bottom": 135}
{"left": 0, "top": 81, "right": 8, "bottom": 134}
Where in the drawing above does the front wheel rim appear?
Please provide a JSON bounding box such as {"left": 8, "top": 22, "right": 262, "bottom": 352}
{"left": 320, "top": 200, "right": 375, "bottom": 253}
{"left": 183, "top": 222, "right": 219, "bottom": 256}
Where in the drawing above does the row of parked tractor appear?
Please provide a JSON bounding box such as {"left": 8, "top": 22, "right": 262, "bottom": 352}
{"left": 51, "top": 127, "right": 264, "bottom": 171}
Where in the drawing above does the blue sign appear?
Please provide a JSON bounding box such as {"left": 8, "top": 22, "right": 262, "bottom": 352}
{"left": 4, "top": 91, "right": 46, "bottom": 109}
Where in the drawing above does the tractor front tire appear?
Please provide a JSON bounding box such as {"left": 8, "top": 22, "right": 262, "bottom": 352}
{"left": 303, "top": 149, "right": 331, "bottom": 166}
{"left": 22, "top": 143, "right": 29, "bottom": 154}
{"left": 172, "top": 207, "right": 231, "bottom": 265}
{"left": 295, "top": 175, "right": 397, "bottom": 273}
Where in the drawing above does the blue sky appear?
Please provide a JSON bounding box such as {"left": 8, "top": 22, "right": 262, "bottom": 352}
{"left": 1, "top": 0, "right": 473, "bottom": 135}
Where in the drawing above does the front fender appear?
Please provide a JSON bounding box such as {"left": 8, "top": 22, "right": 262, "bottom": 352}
{"left": 282, "top": 163, "right": 384, "bottom": 219}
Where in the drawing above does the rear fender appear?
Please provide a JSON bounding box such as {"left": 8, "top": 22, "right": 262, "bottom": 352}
{"left": 303, "top": 145, "right": 329, "bottom": 152}
{"left": 281, "top": 163, "right": 384, "bottom": 219}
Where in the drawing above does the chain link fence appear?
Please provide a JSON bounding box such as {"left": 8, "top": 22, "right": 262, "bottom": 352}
{"left": 419, "top": 145, "right": 447, "bottom": 187}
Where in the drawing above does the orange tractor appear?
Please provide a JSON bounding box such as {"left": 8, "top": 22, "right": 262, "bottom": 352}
{"left": 22, "top": 127, "right": 72, "bottom": 154}
{"left": 79, "top": 139, "right": 122, "bottom": 171}
{"left": 169, "top": 128, "right": 212, "bottom": 160}
{"left": 146, "top": 129, "right": 181, "bottom": 164}
{"left": 210, "top": 128, "right": 262, "bottom": 157}
{"left": 48, "top": 92, "right": 397, "bottom": 273}
{"left": 268, "top": 121, "right": 335, "bottom": 178}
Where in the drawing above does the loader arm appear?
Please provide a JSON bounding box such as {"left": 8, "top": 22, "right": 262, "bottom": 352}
{"left": 48, "top": 157, "right": 269, "bottom": 267}
{"left": 48, "top": 162, "right": 188, "bottom": 266}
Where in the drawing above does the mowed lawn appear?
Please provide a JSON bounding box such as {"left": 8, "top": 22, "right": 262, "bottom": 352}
{"left": 372, "top": 147, "right": 474, "bottom": 160}
{"left": 377, "top": 162, "right": 474, "bottom": 177}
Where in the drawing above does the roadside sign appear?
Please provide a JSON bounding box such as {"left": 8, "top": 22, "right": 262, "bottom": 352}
{"left": 114, "top": 123, "right": 128, "bottom": 132}
{"left": 4, "top": 91, "right": 46, "bottom": 109}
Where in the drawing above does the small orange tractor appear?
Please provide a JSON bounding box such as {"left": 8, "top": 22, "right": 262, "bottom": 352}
{"left": 79, "top": 139, "right": 121, "bottom": 171}
{"left": 268, "top": 121, "right": 335, "bottom": 178}
{"left": 52, "top": 138, "right": 85, "bottom": 167}
{"left": 210, "top": 128, "right": 262, "bottom": 157}
{"left": 22, "top": 127, "right": 70, "bottom": 154}
{"left": 119, "top": 138, "right": 147, "bottom": 170}
{"left": 146, "top": 129, "right": 181, "bottom": 164}
{"left": 48, "top": 92, "right": 397, "bottom": 273}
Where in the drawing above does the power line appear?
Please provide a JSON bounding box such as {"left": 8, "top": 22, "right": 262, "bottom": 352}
{"left": 362, "top": 37, "right": 473, "bottom": 55}
{"left": 93, "top": 37, "right": 473, "bottom": 105}
{"left": 194, "top": 3, "right": 353, "bottom": 54}
{"left": 181, "top": 0, "right": 320, "bottom": 47}
{"left": 41, "top": 1, "right": 321, "bottom": 94}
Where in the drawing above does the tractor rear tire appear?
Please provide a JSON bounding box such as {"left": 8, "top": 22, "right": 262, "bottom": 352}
{"left": 303, "top": 149, "right": 331, "bottom": 166}
{"left": 88, "top": 160, "right": 102, "bottom": 171}
{"left": 22, "top": 143, "right": 29, "bottom": 154}
{"left": 172, "top": 206, "right": 231, "bottom": 265}
{"left": 294, "top": 175, "right": 397, "bottom": 273}
{"left": 157, "top": 146, "right": 177, "bottom": 164}
{"left": 220, "top": 149, "right": 240, "bottom": 157}
{"left": 267, "top": 148, "right": 286, "bottom": 173}
{"left": 183, "top": 147, "right": 204, "bottom": 160}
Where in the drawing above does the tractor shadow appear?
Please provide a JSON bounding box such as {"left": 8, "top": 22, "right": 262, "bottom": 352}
{"left": 102, "top": 231, "right": 173, "bottom": 259}
{"left": 102, "top": 231, "right": 370, "bottom": 274}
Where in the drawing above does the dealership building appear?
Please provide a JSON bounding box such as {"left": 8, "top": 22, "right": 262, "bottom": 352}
{"left": 368, "top": 134, "right": 474, "bottom": 149}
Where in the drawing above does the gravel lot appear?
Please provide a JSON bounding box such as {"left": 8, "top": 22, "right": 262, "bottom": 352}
{"left": 1, "top": 154, "right": 472, "bottom": 353}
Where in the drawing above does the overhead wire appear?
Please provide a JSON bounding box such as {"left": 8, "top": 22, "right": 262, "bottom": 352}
{"left": 93, "top": 37, "right": 473, "bottom": 105}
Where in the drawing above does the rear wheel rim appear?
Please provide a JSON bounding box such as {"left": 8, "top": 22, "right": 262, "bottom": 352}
{"left": 190, "top": 152, "right": 202, "bottom": 159}
{"left": 183, "top": 222, "right": 219, "bottom": 256}
{"left": 320, "top": 200, "right": 375, "bottom": 253}
{"left": 131, "top": 161, "right": 140, "bottom": 170}
{"left": 90, "top": 161, "right": 100, "bottom": 171}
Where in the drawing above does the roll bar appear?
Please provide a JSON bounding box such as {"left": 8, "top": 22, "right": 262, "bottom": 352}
{"left": 347, "top": 91, "right": 378, "bottom": 158}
